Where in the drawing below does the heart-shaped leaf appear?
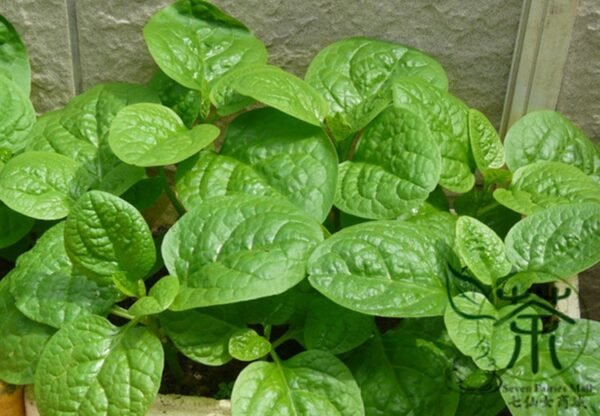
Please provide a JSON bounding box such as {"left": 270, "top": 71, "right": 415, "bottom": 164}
{"left": 308, "top": 221, "right": 450, "bottom": 317}
{"left": 35, "top": 315, "right": 164, "bottom": 416}
{"left": 335, "top": 106, "right": 441, "bottom": 219}
{"left": 0, "top": 152, "right": 94, "bottom": 220}
{"left": 176, "top": 108, "right": 338, "bottom": 222}
{"left": 109, "top": 103, "right": 219, "bottom": 166}
{"left": 231, "top": 350, "right": 364, "bottom": 415}
{"left": 468, "top": 109, "right": 504, "bottom": 170}
{"left": 0, "top": 75, "right": 35, "bottom": 153}
{"left": 0, "top": 15, "right": 31, "bottom": 94}
{"left": 64, "top": 191, "right": 156, "bottom": 283}
{"left": 163, "top": 195, "right": 323, "bottom": 310}
{"left": 228, "top": 328, "right": 271, "bottom": 361}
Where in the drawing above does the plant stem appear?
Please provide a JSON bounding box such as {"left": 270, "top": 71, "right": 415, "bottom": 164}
{"left": 110, "top": 305, "right": 135, "bottom": 320}
{"left": 159, "top": 167, "right": 186, "bottom": 217}
{"left": 272, "top": 328, "right": 300, "bottom": 349}
{"left": 164, "top": 342, "right": 185, "bottom": 382}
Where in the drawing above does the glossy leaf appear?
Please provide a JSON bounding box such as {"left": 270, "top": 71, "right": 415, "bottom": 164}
{"left": 93, "top": 163, "right": 146, "bottom": 197}
{"left": 109, "top": 103, "right": 219, "bottom": 166}
{"left": 160, "top": 309, "right": 242, "bottom": 365}
{"left": 335, "top": 107, "right": 441, "bottom": 219}
{"left": 0, "top": 279, "right": 54, "bottom": 385}
{"left": 505, "top": 203, "right": 600, "bottom": 279}
{"left": 176, "top": 108, "right": 338, "bottom": 222}
{"left": 231, "top": 350, "right": 364, "bottom": 416}
{"left": 232, "top": 65, "right": 329, "bottom": 126}
{"left": 148, "top": 70, "right": 203, "bottom": 127}
{"left": 128, "top": 275, "right": 179, "bottom": 317}
{"left": 162, "top": 195, "right": 323, "bottom": 309}
{"left": 504, "top": 111, "right": 600, "bottom": 181}
{"left": 304, "top": 296, "right": 373, "bottom": 354}
{"left": 10, "top": 223, "right": 118, "bottom": 328}
{"left": 0, "top": 75, "right": 35, "bottom": 153}
{"left": 305, "top": 37, "right": 447, "bottom": 139}
{"left": 0, "top": 201, "right": 34, "bottom": 248}
{"left": 64, "top": 191, "right": 156, "bottom": 283}
{"left": 346, "top": 326, "right": 459, "bottom": 416}
{"left": 493, "top": 161, "right": 600, "bottom": 215}
{"left": 0, "top": 151, "right": 93, "bottom": 220}
{"left": 308, "top": 221, "right": 449, "bottom": 317}
{"left": 144, "top": 0, "right": 267, "bottom": 90}
{"left": 228, "top": 328, "right": 271, "bottom": 361}
{"left": 393, "top": 78, "right": 474, "bottom": 192}
{"left": 209, "top": 65, "right": 257, "bottom": 115}
{"left": 468, "top": 108, "right": 504, "bottom": 170}
{"left": 0, "top": 15, "right": 30, "bottom": 94}
{"left": 35, "top": 315, "right": 164, "bottom": 416}
{"left": 456, "top": 216, "right": 512, "bottom": 285}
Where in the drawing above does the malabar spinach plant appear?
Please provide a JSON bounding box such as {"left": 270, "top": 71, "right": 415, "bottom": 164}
{"left": 1, "top": 1, "right": 600, "bottom": 416}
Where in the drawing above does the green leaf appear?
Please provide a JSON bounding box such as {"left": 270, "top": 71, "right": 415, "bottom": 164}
{"left": 9, "top": 223, "right": 118, "bottom": 328}
{"left": 346, "top": 327, "right": 459, "bottom": 416}
{"left": 504, "top": 202, "right": 600, "bottom": 279}
{"left": 176, "top": 108, "right": 338, "bottom": 222}
{"left": 93, "top": 163, "right": 146, "bottom": 197}
{"left": 26, "top": 83, "right": 159, "bottom": 185}
{"left": 0, "top": 15, "right": 30, "bottom": 94}
{"left": 231, "top": 350, "right": 364, "bottom": 416}
{"left": 504, "top": 110, "right": 600, "bottom": 181}
{"left": 0, "top": 201, "right": 34, "bottom": 248}
{"left": 35, "top": 315, "right": 164, "bottom": 416}
{"left": 305, "top": 37, "right": 447, "bottom": 139}
{"left": 468, "top": 108, "right": 504, "bottom": 170}
{"left": 162, "top": 195, "right": 323, "bottom": 309}
{"left": 393, "top": 78, "right": 474, "bottom": 192}
{"left": 160, "top": 309, "right": 242, "bottom": 365}
{"left": 0, "top": 278, "right": 54, "bottom": 385}
{"left": 144, "top": 0, "right": 267, "bottom": 91}
{"left": 228, "top": 328, "right": 271, "bottom": 361}
{"left": 0, "top": 151, "right": 94, "bottom": 220}
{"left": 231, "top": 65, "right": 329, "bottom": 126}
{"left": 121, "top": 176, "right": 165, "bottom": 212}
{"left": 0, "top": 75, "right": 35, "bottom": 153}
{"left": 304, "top": 296, "right": 373, "bottom": 354}
{"left": 500, "top": 319, "right": 600, "bottom": 415}
{"left": 335, "top": 107, "right": 441, "bottom": 219}
{"left": 128, "top": 275, "right": 179, "bottom": 317}
{"left": 148, "top": 70, "right": 203, "bottom": 127}
{"left": 456, "top": 216, "right": 512, "bottom": 285}
{"left": 64, "top": 191, "right": 156, "bottom": 283}
{"left": 308, "top": 221, "right": 449, "bottom": 317}
{"left": 209, "top": 65, "right": 258, "bottom": 116}
{"left": 109, "top": 103, "right": 219, "bottom": 166}
{"left": 493, "top": 161, "right": 600, "bottom": 215}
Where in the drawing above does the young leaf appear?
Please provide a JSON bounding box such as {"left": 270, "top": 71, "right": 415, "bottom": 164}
{"left": 504, "top": 110, "right": 600, "bottom": 181}
{"left": 505, "top": 202, "right": 600, "bottom": 279}
{"left": 493, "top": 161, "right": 600, "bottom": 215}
{"left": 308, "top": 221, "right": 450, "bottom": 317}
{"left": 144, "top": 0, "right": 267, "bottom": 91}
{"left": 305, "top": 37, "right": 447, "bottom": 139}
{"left": 209, "top": 65, "right": 258, "bottom": 116}
{"left": 0, "top": 202, "right": 34, "bottom": 249}
{"left": 456, "top": 216, "right": 512, "bottom": 285}
{"left": 35, "top": 315, "right": 164, "bottom": 416}
{"left": 468, "top": 108, "right": 504, "bottom": 170}
{"left": 128, "top": 275, "right": 179, "bottom": 317}
{"left": 64, "top": 191, "right": 156, "bottom": 284}
{"left": 148, "top": 70, "right": 203, "bottom": 127}
{"left": 176, "top": 108, "right": 338, "bottom": 222}
{"left": 228, "top": 328, "right": 271, "bottom": 361}
{"left": 231, "top": 65, "right": 329, "bottom": 126}
{"left": 393, "top": 78, "right": 474, "bottom": 193}
{"left": 162, "top": 195, "right": 323, "bottom": 310}
{"left": 10, "top": 223, "right": 118, "bottom": 329}
{"left": 93, "top": 163, "right": 146, "bottom": 197}
{"left": 160, "top": 309, "right": 243, "bottom": 366}
{"left": 0, "top": 151, "right": 94, "bottom": 220}
{"left": 346, "top": 327, "right": 459, "bottom": 416}
{"left": 0, "top": 75, "right": 35, "bottom": 153}
{"left": 231, "top": 350, "right": 364, "bottom": 416}
{"left": 304, "top": 296, "right": 374, "bottom": 355}
{"left": 109, "top": 103, "right": 219, "bottom": 167}
{"left": 0, "top": 15, "right": 31, "bottom": 94}
{"left": 0, "top": 279, "right": 54, "bottom": 385}
{"left": 335, "top": 107, "right": 441, "bottom": 219}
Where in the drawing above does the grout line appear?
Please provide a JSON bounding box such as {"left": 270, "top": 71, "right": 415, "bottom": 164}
{"left": 65, "top": 0, "right": 82, "bottom": 94}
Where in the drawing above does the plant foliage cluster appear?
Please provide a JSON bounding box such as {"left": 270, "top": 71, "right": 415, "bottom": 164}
{"left": 0, "top": 1, "right": 599, "bottom": 415}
